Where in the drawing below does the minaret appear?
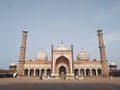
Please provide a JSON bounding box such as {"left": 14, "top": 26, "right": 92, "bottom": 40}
{"left": 71, "top": 44, "right": 74, "bottom": 76}
{"left": 97, "top": 27, "right": 109, "bottom": 77}
{"left": 17, "top": 29, "right": 28, "bottom": 76}
{"left": 51, "top": 44, "right": 54, "bottom": 75}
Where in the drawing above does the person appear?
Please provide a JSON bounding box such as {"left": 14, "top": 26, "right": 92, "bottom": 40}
{"left": 39, "top": 76, "right": 42, "bottom": 80}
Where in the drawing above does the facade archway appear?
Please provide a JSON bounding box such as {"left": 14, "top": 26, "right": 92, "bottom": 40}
{"left": 41, "top": 69, "right": 45, "bottom": 77}
{"left": 24, "top": 69, "right": 28, "bottom": 76}
{"left": 74, "top": 69, "right": 79, "bottom": 76}
{"left": 80, "top": 69, "right": 85, "bottom": 76}
{"left": 35, "top": 69, "right": 39, "bottom": 76}
{"left": 98, "top": 69, "right": 102, "bottom": 76}
{"left": 55, "top": 56, "right": 70, "bottom": 77}
{"left": 86, "top": 69, "right": 90, "bottom": 76}
{"left": 59, "top": 66, "right": 66, "bottom": 79}
{"left": 30, "top": 69, "right": 34, "bottom": 76}
{"left": 92, "top": 69, "right": 96, "bottom": 76}
{"left": 47, "top": 69, "right": 51, "bottom": 77}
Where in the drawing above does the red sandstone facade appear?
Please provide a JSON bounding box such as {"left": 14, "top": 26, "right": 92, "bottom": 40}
{"left": 17, "top": 28, "right": 109, "bottom": 79}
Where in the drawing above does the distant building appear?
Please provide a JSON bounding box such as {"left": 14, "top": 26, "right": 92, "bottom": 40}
{"left": 109, "top": 62, "right": 120, "bottom": 77}
{"left": 9, "top": 63, "right": 17, "bottom": 71}
{"left": 109, "top": 62, "right": 117, "bottom": 70}
{"left": 0, "top": 63, "right": 17, "bottom": 78}
{"left": 17, "top": 28, "right": 109, "bottom": 79}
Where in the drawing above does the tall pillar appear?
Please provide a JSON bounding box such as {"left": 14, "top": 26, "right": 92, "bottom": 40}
{"left": 97, "top": 28, "right": 109, "bottom": 77}
{"left": 51, "top": 45, "right": 54, "bottom": 76}
{"left": 78, "top": 69, "right": 80, "bottom": 76}
{"left": 17, "top": 29, "right": 28, "bottom": 76}
{"left": 70, "top": 44, "right": 74, "bottom": 76}
{"left": 96, "top": 69, "right": 98, "bottom": 76}
{"left": 28, "top": 70, "right": 30, "bottom": 76}
{"left": 39, "top": 69, "right": 41, "bottom": 76}
{"left": 90, "top": 69, "right": 92, "bottom": 76}
{"left": 84, "top": 69, "right": 86, "bottom": 76}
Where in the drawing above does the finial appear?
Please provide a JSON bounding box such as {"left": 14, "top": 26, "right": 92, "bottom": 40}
{"left": 98, "top": 27, "right": 102, "bottom": 30}
{"left": 61, "top": 41, "right": 63, "bottom": 44}
{"left": 40, "top": 48, "right": 44, "bottom": 52}
{"left": 97, "top": 27, "right": 102, "bottom": 33}
{"left": 81, "top": 48, "right": 84, "bottom": 50}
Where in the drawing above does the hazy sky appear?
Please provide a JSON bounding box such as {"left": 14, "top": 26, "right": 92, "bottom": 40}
{"left": 0, "top": 0, "right": 120, "bottom": 69}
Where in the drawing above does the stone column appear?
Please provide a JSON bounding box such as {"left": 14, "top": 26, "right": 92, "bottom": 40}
{"left": 84, "top": 69, "right": 86, "bottom": 76}
{"left": 45, "top": 69, "right": 47, "bottom": 77}
{"left": 39, "top": 69, "right": 41, "bottom": 76}
{"left": 28, "top": 70, "right": 30, "bottom": 76}
{"left": 96, "top": 69, "right": 98, "bottom": 76}
{"left": 90, "top": 69, "right": 92, "bottom": 76}
{"left": 33, "top": 69, "right": 35, "bottom": 76}
{"left": 79, "top": 69, "right": 80, "bottom": 76}
{"left": 18, "top": 29, "right": 28, "bottom": 76}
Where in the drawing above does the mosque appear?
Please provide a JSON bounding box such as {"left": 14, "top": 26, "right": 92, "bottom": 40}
{"left": 17, "top": 28, "right": 109, "bottom": 79}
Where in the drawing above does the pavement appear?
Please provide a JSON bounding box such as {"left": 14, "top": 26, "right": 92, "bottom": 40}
{"left": 0, "top": 77, "right": 120, "bottom": 90}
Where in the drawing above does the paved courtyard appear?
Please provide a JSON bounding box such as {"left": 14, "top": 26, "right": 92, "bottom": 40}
{"left": 0, "top": 77, "right": 120, "bottom": 90}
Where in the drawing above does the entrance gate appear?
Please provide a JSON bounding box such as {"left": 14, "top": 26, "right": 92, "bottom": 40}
{"left": 59, "top": 66, "right": 66, "bottom": 79}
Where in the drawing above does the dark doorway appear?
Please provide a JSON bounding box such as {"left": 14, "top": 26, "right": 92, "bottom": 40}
{"left": 59, "top": 66, "right": 66, "bottom": 79}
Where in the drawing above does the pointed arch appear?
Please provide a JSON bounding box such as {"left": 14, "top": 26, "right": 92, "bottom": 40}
{"left": 86, "top": 69, "right": 90, "bottom": 76}
{"left": 80, "top": 69, "right": 85, "bottom": 76}
{"left": 30, "top": 69, "right": 34, "bottom": 76}
{"left": 92, "top": 69, "right": 96, "bottom": 76}
{"left": 47, "top": 69, "right": 51, "bottom": 76}
{"left": 41, "top": 69, "right": 45, "bottom": 77}
{"left": 74, "top": 69, "right": 79, "bottom": 76}
{"left": 35, "top": 69, "right": 39, "bottom": 76}
{"left": 98, "top": 69, "right": 102, "bottom": 76}
{"left": 24, "top": 69, "right": 28, "bottom": 76}
{"left": 55, "top": 56, "right": 70, "bottom": 75}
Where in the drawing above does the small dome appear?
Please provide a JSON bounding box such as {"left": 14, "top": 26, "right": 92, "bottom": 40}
{"left": 77, "top": 49, "right": 89, "bottom": 60}
{"left": 57, "top": 42, "right": 68, "bottom": 50}
{"left": 10, "top": 63, "right": 16, "bottom": 66}
{"left": 110, "top": 62, "right": 117, "bottom": 66}
{"left": 36, "top": 50, "right": 48, "bottom": 61}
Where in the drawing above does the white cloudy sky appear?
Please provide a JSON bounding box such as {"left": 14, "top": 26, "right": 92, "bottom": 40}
{"left": 0, "top": 0, "right": 120, "bottom": 69}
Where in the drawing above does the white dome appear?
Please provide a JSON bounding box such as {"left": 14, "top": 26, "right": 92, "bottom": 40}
{"left": 57, "top": 42, "right": 68, "bottom": 50}
{"left": 36, "top": 51, "right": 48, "bottom": 61}
{"left": 10, "top": 63, "right": 16, "bottom": 66}
{"left": 77, "top": 50, "right": 89, "bottom": 60}
{"left": 110, "top": 62, "right": 117, "bottom": 66}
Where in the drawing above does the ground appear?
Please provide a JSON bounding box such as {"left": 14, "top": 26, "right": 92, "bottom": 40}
{"left": 0, "top": 77, "right": 120, "bottom": 90}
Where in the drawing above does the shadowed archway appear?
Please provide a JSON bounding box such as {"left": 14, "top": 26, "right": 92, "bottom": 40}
{"left": 59, "top": 66, "right": 66, "bottom": 79}
{"left": 55, "top": 56, "right": 70, "bottom": 78}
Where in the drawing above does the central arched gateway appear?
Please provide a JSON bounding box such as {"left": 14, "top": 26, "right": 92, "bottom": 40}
{"left": 55, "top": 56, "right": 70, "bottom": 79}
{"left": 59, "top": 66, "right": 66, "bottom": 79}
